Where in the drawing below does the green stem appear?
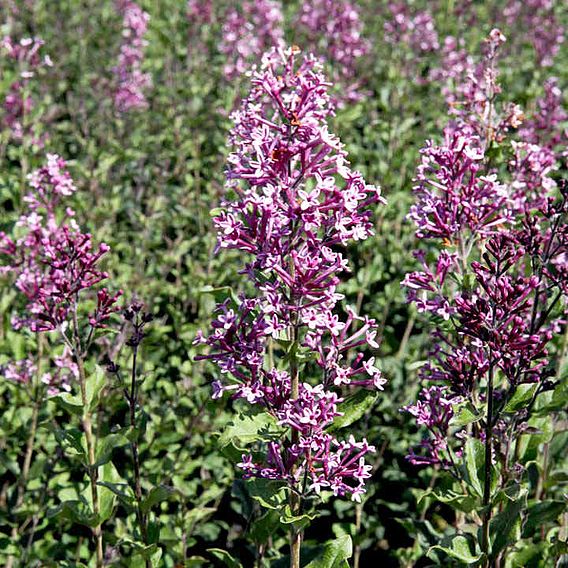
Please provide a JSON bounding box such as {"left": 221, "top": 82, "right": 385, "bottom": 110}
{"left": 481, "top": 363, "right": 494, "bottom": 565}
{"left": 289, "top": 304, "right": 301, "bottom": 568}
{"left": 77, "top": 356, "right": 104, "bottom": 567}
{"left": 129, "top": 340, "right": 150, "bottom": 568}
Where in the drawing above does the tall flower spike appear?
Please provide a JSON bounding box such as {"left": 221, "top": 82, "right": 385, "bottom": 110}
{"left": 113, "top": 0, "right": 152, "bottom": 112}
{"left": 0, "top": 155, "right": 122, "bottom": 334}
{"left": 197, "top": 46, "right": 385, "bottom": 502}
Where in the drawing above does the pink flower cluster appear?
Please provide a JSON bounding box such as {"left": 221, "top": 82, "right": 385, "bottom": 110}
{"left": 503, "top": 0, "right": 564, "bottom": 67}
{"left": 2, "top": 348, "right": 78, "bottom": 395}
{"left": 403, "top": 386, "right": 458, "bottom": 466}
{"left": 295, "top": 0, "right": 370, "bottom": 102}
{"left": 0, "top": 155, "right": 121, "bottom": 333}
{"left": 196, "top": 47, "right": 385, "bottom": 501}
{"left": 219, "top": 1, "right": 284, "bottom": 80}
{"left": 408, "top": 125, "right": 510, "bottom": 242}
{"left": 187, "top": 0, "right": 213, "bottom": 26}
{"left": 1, "top": 36, "right": 52, "bottom": 142}
{"left": 113, "top": 0, "right": 152, "bottom": 112}
{"left": 384, "top": 2, "right": 439, "bottom": 54}
{"left": 520, "top": 77, "right": 567, "bottom": 152}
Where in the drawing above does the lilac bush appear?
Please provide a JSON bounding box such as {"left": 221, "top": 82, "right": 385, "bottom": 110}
{"left": 402, "top": 29, "right": 567, "bottom": 565}
{"left": 0, "top": 155, "right": 121, "bottom": 567}
{"left": 196, "top": 45, "right": 385, "bottom": 563}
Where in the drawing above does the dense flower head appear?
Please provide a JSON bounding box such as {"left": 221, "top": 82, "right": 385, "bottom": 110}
{"left": 187, "top": 0, "right": 213, "bottom": 26}
{"left": 519, "top": 77, "right": 567, "bottom": 152}
{"left": 2, "top": 36, "right": 51, "bottom": 143}
{"left": 447, "top": 29, "right": 524, "bottom": 143}
{"left": 295, "top": 0, "right": 370, "bottom": 102}
{"left": 219, "top": 0, "right": 284, "bottom": 80}
{"left": 409, "top": 124, "right": 510, "bottom": 242}
{"left": 197, "top": 47, "right": 384, "bottom": 501}
{"left": 509, "top": 141, "right": 557, "bottom": 213}
{"left": 2, "top": 348, "right": 78, "bottom": 395}
{"left": 384, "top": 2, "right": 439, "bottom": 54}
{"left": 113, "top": 0, "right": 152, "bottom": 111}
{"left": 2, "top": 36, "right": 52, "bottom": 76}
{"left": 503, "top": 0, "right": 564, "bottom": 67}
{"left": 0, "top": 156, "right": 121, "bottom": 333}
{"left": 403, "top": 116, "right": 567, "bottom": 469}
{"left": 429, "top": 35, "right": 474, "bottom": 100}
{"left": 403, "top": 386, "right": 459, "bottom": 466}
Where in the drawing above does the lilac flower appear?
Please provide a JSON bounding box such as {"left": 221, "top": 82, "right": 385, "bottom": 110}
{"left": 384, "top": 3, "right": 439, "bottom": 55}
{"left": 295, "top": 0, "right": 370, "bottom": 102}
{"left": 0, "top": 155, "right": 121, "bottom": 334}
{"left": 503, "top": 0, "right": 564, "bottom": 67}
{"left": 509, "top": 141, "right": 557, "bottom": 212}
{"left": 112, "top": 0, "right": 152, "bottom": 111}
{"left": 197, "top": 47, "right": 384, "bottom": 502}
{"left": 3, "top": 359, "right": 37, "bottom": 386}
{"left": 403, "top": 386, "right": 459, "bottom": 467}
{"left": 409, "top": 125, "right": 510, "bottom": 243}
{"left": 219, "top": 1, "right": 283, "bottom": 80}
{"left": 1, "top": 36, "right": 52, "bottom": 143}
{"left": 187, "top": 0, "right": 213, "bottom": 25}
{"left": 519, "top": 78, "right": 567, "bottom": 151}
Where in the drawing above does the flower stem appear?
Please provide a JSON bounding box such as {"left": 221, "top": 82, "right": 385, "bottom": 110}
{"left": 128, "top": 339, "right": 150, "bottom": 568}
{"left": 77, "top": 355, "right": 104, "bottom": 567}
{"left": 289, "top": 307, "right": 302, "bottom": 568}
{"left": 481, "top": 363, "right": 494, "bottom": 565}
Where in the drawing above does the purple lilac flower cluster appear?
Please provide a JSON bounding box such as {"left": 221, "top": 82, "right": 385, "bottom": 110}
{"left": 113, "top": 0, "right": 152, "bottom": 112}
{"left": 520, "top": 77, "right": 567, "bottom": 152}
{"left": 2, "top": 348, "right": 78, "bottom": 395}
{"left": 384, "top": 2, "right": 439, "bottom": 55}
{"left": 402, "top": 29, "right": 567, "bottom": 468}
{"left": 295, "top": 0, "right": 370, "bottom": 103}
{"left": 0, "top": 155, "right": 122, "bottom": 335}
{"left": 503, "top": 0, "right": 564, "bottom": 67}
{"left": 219, "top": 1, "right": 284, "bottom": 81}
{"left": 196, "top": 47, "right": 385, "bottom": 501}
{"left": 187, "top": 0, "right": 213, "bottom": 26}
{"left": 1, "top": 36, "right": 52, "bottom": 143}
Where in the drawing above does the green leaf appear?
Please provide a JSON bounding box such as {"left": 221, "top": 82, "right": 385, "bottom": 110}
{"left": 249, "top": 510, "right": 281, "bottom": 544}
{"left": 207, "top": 548, "right": 243, "bottom": 568}
{"left": 463, "top": 438, "right": 485, "bottom": 498}
{"left": 522, "top": 500, "right": 565, "bottom": 538}
{"left": 51, "top": 391, "right": 83, "bottom": 416}
{"left": 305, "top": 535, "right": 353, "bottom": 568}
{"left": 280, "top": 504, "right": 319, "bottom": 532}
{"left": 451, "top": 401, "right": 482, "bottom": 428}
{"left": 327, "top": 390, "right": 378, "bottom": 433}
{"left": 421, "top": 489, "right": 477, "bottom": 513}
{"left": 86, "top": 366, "right": 106, "bottom": 410}
{"left": 94, "top": 432, "right": 129, "bottom": 467}
{"left": 218, "top": 413, "right": 283, "bottom": 450}
{"left": 246, "top": 478, "right": 288, "bottom": 511}
{"left": 429, "top": 534, "right": 482, "bottom": 564}
{"left": 140, "top": 485, "right": 179, "bottom": 514}
{"left": 489, "top": 488, "right": 527, "bottom": 557}
{"left": 97, "top": 481, "right": 135, "bottom": 507}
{"left": 503, "top": 384, "right": 538, "bottom": 413}
{"left": 53, "top": 426, "right": 85, "bottom": 459}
